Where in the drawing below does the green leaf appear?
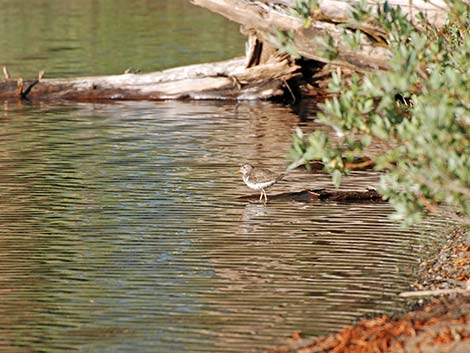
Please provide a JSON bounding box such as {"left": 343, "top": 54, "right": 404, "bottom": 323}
{"left": 332, "top": 170, "right": 342, "bottom": 188}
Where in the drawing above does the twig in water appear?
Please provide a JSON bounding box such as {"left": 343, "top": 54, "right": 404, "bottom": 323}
{"left": 399, "top": 287, "right": 470, "bottom": 297}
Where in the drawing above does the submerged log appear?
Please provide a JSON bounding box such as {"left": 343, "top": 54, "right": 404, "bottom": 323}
{"left": 238, "top": 188, "right": 383, "bottom": 202}
{"left": 0, "top": 55, "right": 300, "bottom": 102}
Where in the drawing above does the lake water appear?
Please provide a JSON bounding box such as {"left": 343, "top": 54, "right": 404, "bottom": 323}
{"left": 0, "top": 1, "right": 449, "bottom": 353}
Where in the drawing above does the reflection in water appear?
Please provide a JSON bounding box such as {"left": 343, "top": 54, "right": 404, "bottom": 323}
{"left": 0, "top": 101, "right": 449, "bottom": 353}
{"left": 0, "top": 0, "right": 244, "bottom": 78}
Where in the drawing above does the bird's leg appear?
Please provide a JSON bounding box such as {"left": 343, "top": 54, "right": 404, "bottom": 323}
{"left": 259, "top": 191, "right": 263, "bottom": 201}
{"left": 262, "top": 189, "right": 268, "bottom": 204}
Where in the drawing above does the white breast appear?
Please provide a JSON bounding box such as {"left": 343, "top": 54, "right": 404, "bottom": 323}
{"left": 243, "top": 175, "right": 276, "bottom": 190}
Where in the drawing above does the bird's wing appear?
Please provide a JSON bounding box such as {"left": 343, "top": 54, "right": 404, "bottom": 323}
{"left": 276, "top": 172, "right": 286, "bottom": 182}
{"left": 252, "top": 168, "right": 280, "bottom": 183}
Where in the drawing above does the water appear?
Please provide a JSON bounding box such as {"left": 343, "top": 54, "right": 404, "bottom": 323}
{"left": 0, "top": 0, "right": 244, "bottom": 78}
{"left": 0, "top": 2, "right": 450, "bottom": 353}
{"left": 0, "top": 101, "right": 448, "bottom": 353}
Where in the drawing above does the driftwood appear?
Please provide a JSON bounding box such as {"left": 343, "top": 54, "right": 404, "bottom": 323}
{"left": 0, "top": 54, "right": 300, "bottom": 102}
{"left": 238, "top": 188, "right": 382, "bottom": 202}
{"left": 400, "top": 288, "right": 470, "bottom": 297}
{"left": 192, "top": 0, "right": 448, "bottom": 72}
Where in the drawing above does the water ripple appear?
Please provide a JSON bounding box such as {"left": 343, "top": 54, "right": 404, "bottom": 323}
{"left": 0, "top": 101, "right": 451, "bottom": 353}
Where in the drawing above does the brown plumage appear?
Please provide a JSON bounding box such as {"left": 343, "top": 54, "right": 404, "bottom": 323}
{"left": 239, "top": 163, "right": 285, "bottom": 203}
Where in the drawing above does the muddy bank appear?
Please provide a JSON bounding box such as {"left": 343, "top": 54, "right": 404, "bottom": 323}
{"left": 264, "top": 226, "right": 470, "bottom": 353}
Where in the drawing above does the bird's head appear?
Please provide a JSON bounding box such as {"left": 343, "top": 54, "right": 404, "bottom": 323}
{"left": 239, "top": 163, "right": 253, "bottom": 176}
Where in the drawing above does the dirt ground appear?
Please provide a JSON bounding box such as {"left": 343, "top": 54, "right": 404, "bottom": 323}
{"left": 264, "top": 226, "right": 470, "bottom": 353}
{"left": 413, "top": 227, "right": 470, "bottom": 291}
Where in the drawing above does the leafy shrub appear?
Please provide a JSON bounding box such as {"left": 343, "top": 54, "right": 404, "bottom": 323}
{"left": 289, "top": 0, "right": 470, "bottom": 224}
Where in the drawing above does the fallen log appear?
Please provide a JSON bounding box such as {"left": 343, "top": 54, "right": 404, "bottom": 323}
{"left": 238, "top": 188, "right": 382, "bottom": 202}
{"left": 0, "top": 54, "right": 300, "bottom": 102}
{"left": 0, "top": 1, "right": 449, "bottom": 102}
{"left": 192, "top": 0, "right": 448, "bottom": 72}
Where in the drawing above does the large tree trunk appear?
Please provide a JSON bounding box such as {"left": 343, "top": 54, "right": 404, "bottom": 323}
{"left": 192, "top": 0, "right": 448, "bottom": 71}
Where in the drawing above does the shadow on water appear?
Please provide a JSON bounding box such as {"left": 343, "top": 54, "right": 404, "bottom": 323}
{"left": 0, "top": 101, "right": 451, "bottom": 353}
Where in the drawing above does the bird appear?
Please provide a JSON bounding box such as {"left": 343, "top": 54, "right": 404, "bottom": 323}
{"left": 239, "top": 163, "right": 285, "bottom": 203}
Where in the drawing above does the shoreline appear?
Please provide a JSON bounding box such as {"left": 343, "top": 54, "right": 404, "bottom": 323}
{"left": 265, "top": 225, "right": 470, "bottom": 353}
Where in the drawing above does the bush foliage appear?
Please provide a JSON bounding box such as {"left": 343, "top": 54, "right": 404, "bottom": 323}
{"left": 289, "top": 0, "right": 470, "bottom": 224}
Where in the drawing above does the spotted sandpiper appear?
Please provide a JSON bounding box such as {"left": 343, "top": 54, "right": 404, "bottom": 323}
{"left": 239, "top": 163, "right": 285, "bottom": 203}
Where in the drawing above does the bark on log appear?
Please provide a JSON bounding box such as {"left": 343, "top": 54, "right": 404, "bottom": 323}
{"left": 238, "top": 188, "right": 383, "bottom": 202}
{"left": 191, "top": 0, "right": 448, "bottom": 71}
{"left": 0, "top": 55, "right": 300, "bottom": 102}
